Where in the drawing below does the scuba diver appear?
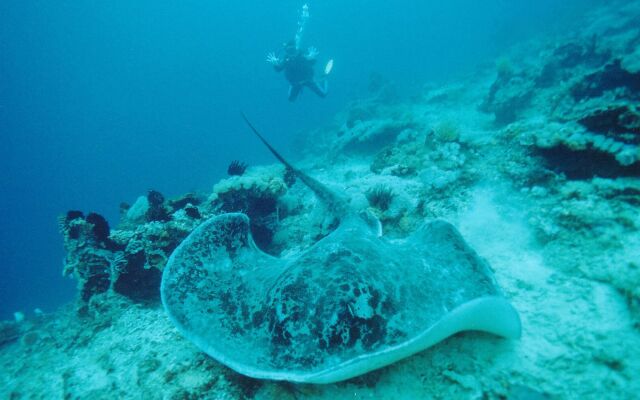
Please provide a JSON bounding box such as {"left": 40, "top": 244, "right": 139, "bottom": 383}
{"left": 266, "top": 41, "right": 332, "bottom": 102}
{"left": 266, "top": 3, "right": 333, "bottom": 102}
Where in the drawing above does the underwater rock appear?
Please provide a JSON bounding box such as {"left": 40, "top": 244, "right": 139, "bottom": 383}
{"left": 61, "top": 195, "right": 197, "bottom": 304}
{"left": 622, "top": 45, "right": 640, "bottom": 74}
{"left": 481, "top": 66, "right": 535, "bottom": 125}
{"left": 125, "top": 196, "right": 149, "bottom": 225}
{"left": 167, "top": 193, "right": 203, "bottom": 220}
{"left": 168, "top": 193, "right": 202, "bottom": 211}
{"left": 339, "top": 118, "right": 415, "bottom": 154}
{"left": 420, "top": 167, "right": 461, "bottom": 190}
{"left": 65, "top": 210, "right": 84, "bottom": 224}
{"left": 577, "top": 104, "right": 640, "bottom": 138}
{"left": 523, "top": 105, "right": 640, "bottom": 177}
{"left": 508, "top": 385, "right": 551, "bottom": 400}
{"left": 60, "top": 213, "right": 117, "bottom": 302}
{"left": 370, "top": 134, "right": 429, "bottom": 176}
{"left": 85, "top": 213, "right": 111, "bottom": 244}
{"left": 283, "top": 166, "right": 296, "bottom": 187}
{"left": 73, "top": 251, "right": 112, "bottom": 302}
{"left": 534, "top": 38, "right": 640, "bottom": 172}
{"left": 333, "top": 98, "right": 418, "bottom": 155}
{"left": 61, "top": 210, "right": 116, "bottom": 248}
{"left": 0, "top": 321, "right": 21, "bottom": 347}
{"left": 343, "top": 99, "right": 381, "bottom": 130}
{"left": 146, "top": 190, "right": 171, "bottom": 222}
{"left": 183, "top": 204, "right": 201, "bottom": 219}
{"left": 536, "top": 38, "right": 608, "bottom": 88}
{"left": 571, "top": 59, "right": 640, "bottom": 100}
{"left": 110, "top": 219, "right": 193, "bottom": 302}
{"left": 538, "top": 146, "right": 639, "bottom": 179}
{"left": 210, "top": 167, "right": 287, "bottom": 251}
{"left": 528, "top": 176, "right": 640, "bottom": 304}
{"left": 113, "top": 250, "right": 161, "bottom": 301}
{"left": 147, "top": 189, "right": 164, "bottom": 207}
{"left": 20, "top": 331, "right": 39, "bottom": 347}
{"left": 371, "top": 145, "right": 418, "bottom": 176}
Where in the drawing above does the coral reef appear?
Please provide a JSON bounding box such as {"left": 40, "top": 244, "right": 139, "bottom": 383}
{"left": 209, "top": 166, "right": 288, "bottom": 251}
{"left": 167, "top": 192, "right": 202, "bottom": 211}
{"left": 60, "top": 212, "right": 117, "bottom": 302}
{"left": 60, "top": 195, "right": 203, "bottom": 305}
{"left": 85, "top": 213, "right": 111, "bottom": 243}
{"left": 145, "top": 190, "right": 172, "bottom": 222}
{"left": 58, "top": 167, "right": 294, "bottom": 309}
{"left": 481, "top": 22, "right": 640, "bottom": 174}
{"left": 480, "top": 61, "right": 535, "bottom": 125}
{"left": 312, "top": 96, "right": 421, "bottom": 158}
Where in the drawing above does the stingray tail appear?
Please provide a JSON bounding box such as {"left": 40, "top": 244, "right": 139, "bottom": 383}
{"left": 241, "top": 112, "right": 348, "bottom": 214}
{"left": 241, "top": 112, "right": 297, "bottom": 173}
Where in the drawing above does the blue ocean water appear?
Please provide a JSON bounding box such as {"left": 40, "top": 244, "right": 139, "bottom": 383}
{"left": 0, "top": 0, "right": 600, "bottom": 319}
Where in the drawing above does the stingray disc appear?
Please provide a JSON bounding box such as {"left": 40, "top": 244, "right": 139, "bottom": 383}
{"left": 161, "top": 213, "right": 521, "bottom": 383}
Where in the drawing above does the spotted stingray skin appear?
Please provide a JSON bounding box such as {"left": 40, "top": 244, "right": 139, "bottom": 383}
{"left": 161, "top": 212, "right": 518, "bottom": 383}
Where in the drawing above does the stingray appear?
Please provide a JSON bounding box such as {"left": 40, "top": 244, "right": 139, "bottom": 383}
{"left": 161, "top": 114, "right": 521, "bottom": 384}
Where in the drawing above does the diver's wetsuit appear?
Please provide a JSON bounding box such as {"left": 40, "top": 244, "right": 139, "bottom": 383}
{"left": 274, "top": 51, "right": 327, "bottom": 102}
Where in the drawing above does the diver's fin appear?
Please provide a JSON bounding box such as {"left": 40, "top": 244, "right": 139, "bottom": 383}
{"left": 324, "top": 59, "right": 334, "bottom": 76}
{"left": 241, "top": 112, "right": 348, "bottom": 215}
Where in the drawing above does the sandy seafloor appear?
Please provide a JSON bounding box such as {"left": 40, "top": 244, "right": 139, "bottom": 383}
{"left": 2, "top": 1, "right": 640, "bottom": 399}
